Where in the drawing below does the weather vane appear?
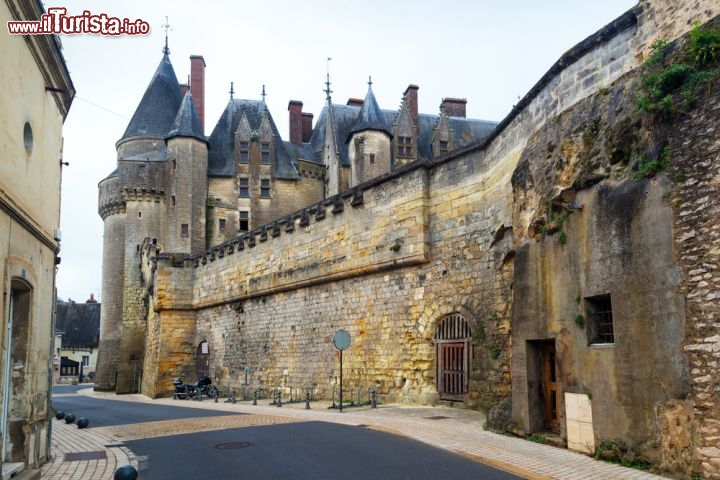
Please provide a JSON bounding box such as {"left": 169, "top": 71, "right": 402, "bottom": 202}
{"left": 324, "top": 57, "right": 333, "bottom": 99}
{"left": 161, "top": 16, "right": 171, "bottom": 55}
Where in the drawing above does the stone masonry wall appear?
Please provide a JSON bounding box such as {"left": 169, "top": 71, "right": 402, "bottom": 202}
{"left": 669, "top": 77, "right": 720, "bottom": 479}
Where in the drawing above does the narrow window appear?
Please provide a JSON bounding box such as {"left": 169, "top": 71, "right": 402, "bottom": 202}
{"left": 439, "top": 140, "right": 449, "bottom": 155}
{"left": 138, "top": 211, "right": 142, "bottom": 218}
{"left": 239, "top": 177, "right": 249, "bottom": 197}
{"left": 181, "top": 223, "right": 189, "bottom": 237}
{"left": 260, "top": 178, "right": 271, "bottom": 198}
{"left": 369, "top": 153, "right": 375, "bottom": 164}
{"left": 239, "top": 142, "right": 249, "bottom": 164}
{"left": 586, "top": 294, "right": 614, "bottom": 344}
{"left": 219, "top": 218, "right": 226, "bottom": 231}
{"left": 239, "top": 211, "right": 249, "bottom": 232}
{"left": 172, "top": 159, "right": 177, "bottom": 170}
{"left": 261, "top": 142, "right": 270, "bottom": 164}
{"left": 82, "top": 355, "right": 89, "bottom": 366}
{"left": 138, "top": 164, "right": 146, "bottom": 174}
{"left": 171, "top": 195, "right": 176, "bottom": 206}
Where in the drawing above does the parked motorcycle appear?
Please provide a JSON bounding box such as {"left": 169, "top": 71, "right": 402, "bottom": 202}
{"left": 173, "top": 375, "right": 217, "bottom": 399}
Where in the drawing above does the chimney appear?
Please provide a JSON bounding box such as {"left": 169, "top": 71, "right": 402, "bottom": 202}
{"left": 301, "top": 112, "right": 314, "bottom": 142}
{"left": 86, "top": 293, "right": 97, "bottom": 303}
{"left": 288, "top": 100, "right": 303, "bottom": 145}
{"left": 347, "top": 98, "right": 364, "bottom": 107}
{"left": 189, "top": 55, "right": 206, "bottom": 133}
{"left": 403, "top": 85, "right": 419, "bottom": 129}
{"left": 440, "top": 97, "right": 466, "bottom": 118}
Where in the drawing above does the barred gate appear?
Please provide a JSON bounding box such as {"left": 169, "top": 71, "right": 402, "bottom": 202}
{"left": 434, "top": 314, "right": 471, "bottom": 401}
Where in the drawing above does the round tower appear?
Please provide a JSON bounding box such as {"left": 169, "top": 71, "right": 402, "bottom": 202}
{"left": 347, "top": 79, "right": 392, "bottom": 187}
{"left": 95, "top": 51, "right": 183, "bottom": 392}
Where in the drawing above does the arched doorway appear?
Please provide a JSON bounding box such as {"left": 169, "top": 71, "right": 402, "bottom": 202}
{"left": 2, "top": 278, "right": 32, "bottom": 464}
{"left": 195, "top": 340, "right": 210, "bottom": 377}
{"left": 434, "top": 313, "right": 471, "bottom": 401}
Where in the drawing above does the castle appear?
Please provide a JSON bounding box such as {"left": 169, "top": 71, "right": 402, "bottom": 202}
{"left": 97, "top": 1, "right": 720, "bottom": 478}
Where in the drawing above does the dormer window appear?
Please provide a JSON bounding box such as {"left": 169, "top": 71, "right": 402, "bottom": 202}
{"left": 261, "top": 143, "right": 270, "bottom": 164}
{"left": 439, "top": 140, "right": 449, "bottom": 155}
{"left": 239, "top": 142, "right": 249, "bottom": 164}
{"left": 397, "top": 136, "right": 412, "bottom": 157}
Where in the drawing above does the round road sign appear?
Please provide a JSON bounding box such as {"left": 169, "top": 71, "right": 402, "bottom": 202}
{"left": 332, "top": 329, "right": 351, "bottom": 351}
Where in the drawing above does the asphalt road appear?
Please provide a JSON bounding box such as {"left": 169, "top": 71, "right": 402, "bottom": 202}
{"left": 52, "top": 386, "right": 522, "bottom": 479}
{"left": 52, "top": 390, "right": 243, "bottom": 427}
{"left": 126, "top": 421, "right": 522, "bottom": 480}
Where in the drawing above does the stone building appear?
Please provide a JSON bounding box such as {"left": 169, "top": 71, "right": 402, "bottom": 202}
{"left": 95, "top": 41, "right": 495, "bottom": 394}
{"left": 0, "top": 0, "right": 74, "bottom": 476}
{"left": 97, "top": 0, "right": 720, "bottom": 477}
{"left": 53, "top": 296, "right": 101, "bottom": 384}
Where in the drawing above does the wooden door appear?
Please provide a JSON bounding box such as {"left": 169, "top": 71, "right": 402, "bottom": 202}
{"left": 439, "top": 342, "right": 466, "bottom": 401}
{"left": 541, "top": 343, "right": 560, "bottom": 432}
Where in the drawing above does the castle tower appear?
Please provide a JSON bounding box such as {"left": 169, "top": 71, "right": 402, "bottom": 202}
{"left": 347, "top": 78, "right": 392, "bottom": 187}
{"left": 96, "top": 50, "right": 183, "bottom": 392}
{"left": 165, "top": 92, "right": 208, "bottom": 254}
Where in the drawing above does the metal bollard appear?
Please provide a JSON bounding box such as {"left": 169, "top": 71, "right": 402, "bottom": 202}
{"left": 305, "top": 388, "right": 311, "bottom": 409}
{"left": 277, "top": 389, "right": 282, "bottom": 407}
{"left": 370, "top": 387, "right": 377, "bottom": 408}
{"left": 253, "top": 389, "right": 258, "bottom": 406}
{"left": 114, "top": 465, "right": 138, "bottom": 480}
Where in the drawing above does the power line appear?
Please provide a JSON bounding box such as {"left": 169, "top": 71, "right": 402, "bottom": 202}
{"left": 74, "top": 95, "right": 130, "bottom": 120}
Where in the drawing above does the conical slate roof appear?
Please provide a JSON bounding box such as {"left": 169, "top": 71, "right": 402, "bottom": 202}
{"left": 347, "top": 85, "right": 391, "bottom": 142}
{"left": 121, "top": 54, "right": 182, "bottom": 140}
{"left": 166, "top": 92, "right": 206, "bottom": 143}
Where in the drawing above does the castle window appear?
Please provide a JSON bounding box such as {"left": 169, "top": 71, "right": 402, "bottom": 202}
{"left": 397, "top": 136, "right": 412, "bottom": 157}
{"left": 586, "top": 294, "right": 614, "bottom": 344}
{"left": 439, "top": 140, "right": 449, "bottom": 155}
{"left": 239, "top": 211, "right": 249, "bottom": 232}
{"left": 181, "top": 223, "right": 189, "bottom": 237}
{"left": 261, "top": 143, "right": 270, "bottom": 164}
{"left": 138, "top": 164, "right": 146, "bottom": 174}
{"left": 219, "top": 219, "right": 226, "bottom": 231}
{"left": 260, "top": 178, "right": 271, "bottom": 198}
{"left": 369, "top": 153, "right": 375, "bottom": 164}
{"left": 138, "top": 211, "right": 142, "bottom": 218}
{"left": 172, "top": 159, "right": 177, "bottom": 170}
{"left": 239, "top": 177, "right": 249, "bottom": 197}
{"left": 239, "top": 142, "right": 249, "bottom": 164}
{"left": 171, "top": 195, "right": 176, "bottom": 206}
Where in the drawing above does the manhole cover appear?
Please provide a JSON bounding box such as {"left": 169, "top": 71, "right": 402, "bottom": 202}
{"left": 424, "top": 415, "right": 450, "bottom": 420}
{"left": 215, "top": 442, "right": 252, "bottom": 449}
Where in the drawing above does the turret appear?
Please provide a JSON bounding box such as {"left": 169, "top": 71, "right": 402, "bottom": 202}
{"left": 165, "top": 92, "right": 208, "bottom": 254}
{"left": 347, "top": 78, "right": 392, "bottom": 187}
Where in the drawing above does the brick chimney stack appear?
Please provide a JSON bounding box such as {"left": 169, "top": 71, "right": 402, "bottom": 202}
{"left": 189, "top": 55, "right": 206, "bottom": 133}
{"left": 301, "top": 112, "right": 314, "bottom": 142}
{"left": 403, "top": 85, "right": 419, "bottom": 129}
{"left": 288, "top": 100, "right": 303, "bottom": 145}
{"left": 441, "top": 97, "right": 467, "bottom": 118}
{"left": 346, "top": 98, "right": 364, "bottom": 107}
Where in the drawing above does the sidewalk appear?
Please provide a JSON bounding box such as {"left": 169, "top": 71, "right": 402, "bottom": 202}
{"left": 42, "top": 389, "right": 672, "bottom": 480}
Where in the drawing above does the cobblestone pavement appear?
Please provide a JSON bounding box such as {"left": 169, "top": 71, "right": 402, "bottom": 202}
{"left": 42, "top": 389, "right": 673, "bottom": 480}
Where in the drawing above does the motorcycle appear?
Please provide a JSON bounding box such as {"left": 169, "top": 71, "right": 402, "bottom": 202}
{"left": 173, "top": 374, "right": 217, "bottom": 400}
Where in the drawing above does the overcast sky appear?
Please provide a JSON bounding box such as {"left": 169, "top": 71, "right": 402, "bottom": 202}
{"left": 54, "top": 0, "right": 637, "bottom": 302}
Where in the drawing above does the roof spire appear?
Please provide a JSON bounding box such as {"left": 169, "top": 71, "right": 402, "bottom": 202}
{"left": 324, "top": 57, "right": 333, "bottom": 100}
{"left": 161, "top": 16, "right": 171, "bottom": 55}
{"left": 261, "top": 84, "right": 266, "bottom": 102}
{"left": 229, "top": 81, "right": 234, "bottom": 100}
{"left": 368, "top": 75, "right": 373, "bottom": 89}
